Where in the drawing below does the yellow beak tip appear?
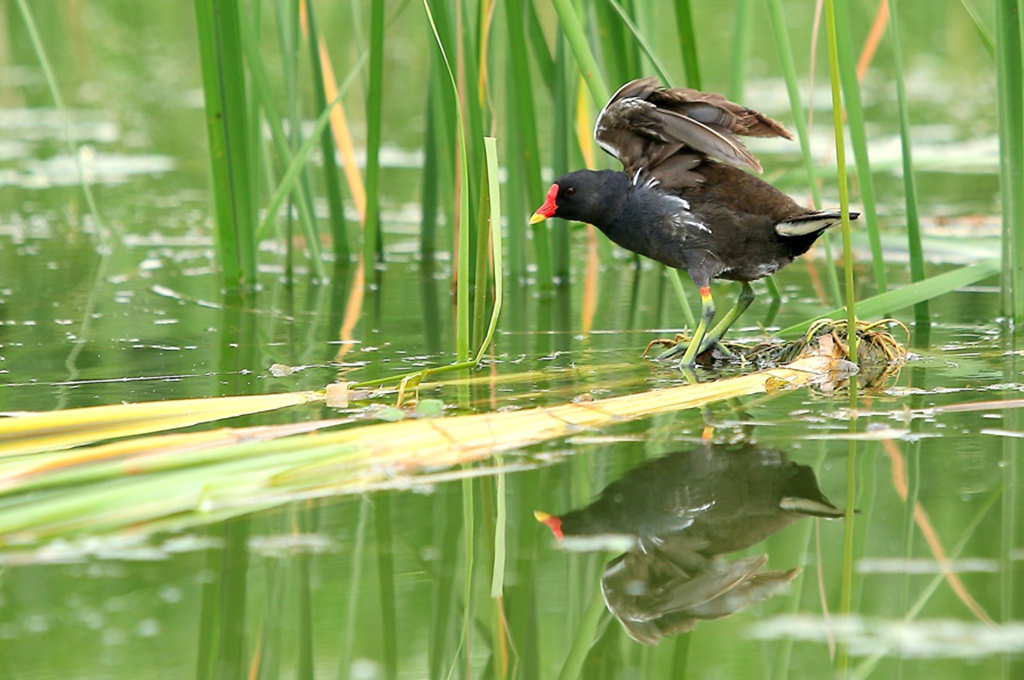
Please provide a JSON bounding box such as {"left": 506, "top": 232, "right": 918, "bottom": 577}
{"left": 533, "top": 510, "right": 552, "bottom": 522}
{"left": 529, "top": 213, "right": 548, "bottom": 225}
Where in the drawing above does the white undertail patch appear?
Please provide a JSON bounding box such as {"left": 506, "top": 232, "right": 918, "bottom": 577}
{"left": 776, "top": 216, "right": 841, "bottom": 237}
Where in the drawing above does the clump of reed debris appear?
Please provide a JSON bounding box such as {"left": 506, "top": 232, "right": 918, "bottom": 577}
{"left": 722, "top": 319, "right": 908, "bottom": 389}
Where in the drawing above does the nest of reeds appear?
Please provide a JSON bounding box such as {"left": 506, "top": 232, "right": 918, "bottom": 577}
{"left": 725, "top": 319, "right": 909, "bottom": 390}
{"left": 650, "top": 319, "right": 909, "bottom": 391}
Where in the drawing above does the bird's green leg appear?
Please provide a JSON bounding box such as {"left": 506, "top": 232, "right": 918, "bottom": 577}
{"left": 656, "top": 285, "right": 715, "bottom": 366}
{"left": 697, "top": 281, "right": 755, "bottom": 354}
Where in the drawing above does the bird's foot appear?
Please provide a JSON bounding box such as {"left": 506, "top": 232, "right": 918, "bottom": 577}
{"left": 645, "top": 334, "right": 731, "bottom": 364}
{"left": 644, "top": 334, "right": 690, "bottom": 360}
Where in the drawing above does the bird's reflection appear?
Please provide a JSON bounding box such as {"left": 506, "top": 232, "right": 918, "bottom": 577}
{"left": 536, "top": 440, "right": 845, "bottom": 645}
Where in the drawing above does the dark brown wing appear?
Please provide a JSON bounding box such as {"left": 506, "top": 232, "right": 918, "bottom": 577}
{"left": 647, "top": 86, "right": 792, "bottom": 139}
{"left": 594, "top": 77, "right": 792, "bottom": 184}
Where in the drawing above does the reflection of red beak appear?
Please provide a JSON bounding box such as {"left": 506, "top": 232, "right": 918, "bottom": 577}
{"left": 533, "top": 510, "right": 563, "bottom": 540}
{"left": 530, "top": 183, "right": 559, "bottom": 224}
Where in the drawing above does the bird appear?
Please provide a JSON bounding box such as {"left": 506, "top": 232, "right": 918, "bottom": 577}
{"left": 534, "top": 441, "right": 845, "bottom": 643}
{"left": 533, "top": 441, "right": 844, "bottom": 554}
{"left": 530, "top": 77, "right": 859, "bottom": 367}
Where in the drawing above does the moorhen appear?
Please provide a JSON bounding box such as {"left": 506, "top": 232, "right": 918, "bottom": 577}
{"left": 530, "top": 77, "right": 859, "bottom": 367}
{"left": 534, "top": 441, "right": 844, "bottom": 553}
{"left": 535, "top": 441, "right": 845, "bottom": 643}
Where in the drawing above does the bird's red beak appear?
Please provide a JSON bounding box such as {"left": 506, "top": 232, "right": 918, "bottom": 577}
{"left": 530, "top": 184, "right": 559, "bottom": 224}
{"left": 534, "top": 510, "right": 563, "bottom": 540}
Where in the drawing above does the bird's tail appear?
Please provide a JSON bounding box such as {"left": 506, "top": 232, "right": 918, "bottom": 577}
{"left": 775, "top": 209, "right": 860, "bottom": 237}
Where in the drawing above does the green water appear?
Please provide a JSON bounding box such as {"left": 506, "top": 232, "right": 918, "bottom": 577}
{"left": 1, "top": 1, "right": 1020, "bottom": 679}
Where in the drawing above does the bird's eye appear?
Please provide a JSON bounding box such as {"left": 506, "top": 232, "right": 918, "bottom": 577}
{"left": 565, "top": 186, "right": 575, "bottom": 197}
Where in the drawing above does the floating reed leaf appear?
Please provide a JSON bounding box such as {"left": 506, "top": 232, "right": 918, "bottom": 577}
{"left": 0, "top": 355, "right": 837, "bottom": 543}
{"left": 0, "top": 420, "right": 346, "bottom": 494}
{"left": 0, "top": 392, "right": 324, "bottom": 458}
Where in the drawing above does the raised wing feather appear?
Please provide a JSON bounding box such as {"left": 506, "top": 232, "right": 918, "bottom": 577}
{"left": 594, "top": 77, "right": 793, "bottom": 185}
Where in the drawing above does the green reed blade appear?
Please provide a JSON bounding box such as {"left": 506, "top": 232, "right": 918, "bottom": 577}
{"left": 374, "top": 495, "right": 399, "bottom": 680}
{"left": 673, "top": 0, "right": 702, "bottom": 89}
{"left": 550, "top": 0, "right": 610, "bottom": 107}
{"left": 833, "top": 0, "right": 887, "bottom": 297}
{"left": 193, "top": 0, "right": 258, "bottom": 290}
{"left": 363, "top": 0, "right": 386, "bottom": 281}
{"left": 958, "top": 0, "right": 995, "bottom": 57}
{"left": 473, "top": 178, "right": 492, "bottom": 346}
{"left": 552, "top": 36, "right": 572, "bottom": 282}
{"left": 765, "top": 0, "right": 842, "bottom": 309}
{"left": 490, "top": 456, "right": 507, "bottom": 598}
{"left": 454, "top": 0, "right": 488, "bottom": 260}
{"left": 605, "top": 0, "right": 673, "bottom": 86}
{"left": 779, "top": 258, "right": 1001, "bottom": 338}
{"left": 237, "top": 12, "right": 326, "bottom": 279}
{"left": 826, "top": 0, "right": 860, "bottom": 369}
{"left": 257, "top": 62, "right": 362, "bottom": 242}
{"left": 424, "top": 0, "right": 471, "bottom": 361}
{"left": 306, "top": 0, "right": 350, "bottom": 260}
{"left": 426, "top": 47, "right": 458, "bottom": 257}
{"left": 504, "top": 74, "right": 528, "bottom": 280}
{"left": 470, "top": 4, "right": 495, "bottom": 345}
{"left": 525, "top": 0, "right": 556, "bottom": 95}
{"left": 336, "top": 497, "right": 370, "bottom": 680}
{"left": 421, "top": 82, "right": 442, "bottom": 259}
{"left": 667, "top": 269, "right": 697, "bottom": 328}
{"left": 505, "top": 0, "right": 550, "bottom": 284}
{"left": 996, "top": 0, "right": 1024, "bottom": 320}
{"left": 888, "top": 0, "right": 928, "bottom": 325}
{"left": 728, "top": 0, "right": 754, "bottom": 100}
{"left": 761, "top": 4, "right": 821, "bottom": 202}
{"left": 476, "top": 137, "right": 505, "bottom": 364}
{"left": 428, "top": 490, "right": 462, "bottom": 680}
{"left": 460, "top": 475, "right": 475, "bottom": 677}
{"left": 593, "top": 0, "right": 639, "bottom": 88}
{"left": 827, "top": 1, "right": 853, "bottom": 374}
{"left": 14, "top": 0, "right": 109, "bottom": 248}
{"left": 556, "top": 588, "right": 608, "bottom": 680}
{"left": 296, "top": 539, "right": 315, "bottom": 679}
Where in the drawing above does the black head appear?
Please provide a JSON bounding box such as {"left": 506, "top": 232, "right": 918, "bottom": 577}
{"left": 530, "top": 169, "right": 629, "bottom": 227}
